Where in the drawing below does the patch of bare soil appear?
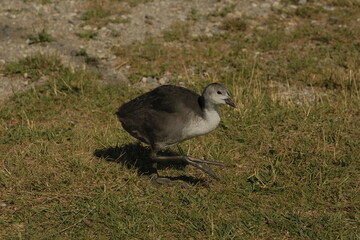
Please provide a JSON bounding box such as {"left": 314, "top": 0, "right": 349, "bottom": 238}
{"left": 0, "top": 0, "right": 281, "bottom": 99}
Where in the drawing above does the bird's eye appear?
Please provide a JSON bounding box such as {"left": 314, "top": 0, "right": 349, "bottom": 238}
{"left": 217, "top": 91, "right": 222, "bottom": 94}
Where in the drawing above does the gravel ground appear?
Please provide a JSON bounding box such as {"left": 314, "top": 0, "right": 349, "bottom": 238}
{"left": 0, "top": 0, "right": 284, "bottom": 100}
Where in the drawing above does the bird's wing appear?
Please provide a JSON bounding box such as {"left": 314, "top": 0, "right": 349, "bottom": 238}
{"left": 117, "top": 85, "right": 202, "bottom": 117}
{"left": 116, "top": 85, "right": 205, "bottom": 147}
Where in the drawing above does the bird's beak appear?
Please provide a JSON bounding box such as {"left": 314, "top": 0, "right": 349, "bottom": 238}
{"left": 225, "top": 98, "right": 236, "bottom": 108}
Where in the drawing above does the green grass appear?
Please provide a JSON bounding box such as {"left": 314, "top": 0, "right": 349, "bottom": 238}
{"left": 74, "top": 49, "right": 100, "bottom": 66}
{"left": 221, "top": 17, "right": 247, "bottom": 32}
{"left": 23, "top": 0, "right": 52, "bottom": 4}
{"left": 82, "top": 5, "right": 110, "bottom": 23}
{"left": 1, "top": 54, "right": 62, "bottom": 82}
{"left": 163, "top": 22, "right": 191, "bottom": 42}
{"left": 27, "top": 30, "right": 54, "bottom": 45}
{"left": 81, "top": 1, "right": 129, "bottom": 27}
{"left": 1, "top": 2, "right": 360, "bottom": 239}
{"left": 188, "top": 8, "right": 200, "bottom": 21}
{"left": 209, "top": 4, "right": 236, "bottom": 18}
{"left": 76, "top": 30, "right": 98, "bottom": 40}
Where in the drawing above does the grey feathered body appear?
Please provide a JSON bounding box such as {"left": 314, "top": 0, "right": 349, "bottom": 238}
{"left": 116, "top": 85, "right": 220, "bottom": 151}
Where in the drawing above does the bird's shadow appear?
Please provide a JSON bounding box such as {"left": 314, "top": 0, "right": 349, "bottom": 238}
{"left": 93, "top": 143, "right": 206, "bottom": 186}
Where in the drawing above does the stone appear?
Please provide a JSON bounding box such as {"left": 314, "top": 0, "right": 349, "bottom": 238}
{"left": 159, "top": 77, "right": 167, "bottom": 85}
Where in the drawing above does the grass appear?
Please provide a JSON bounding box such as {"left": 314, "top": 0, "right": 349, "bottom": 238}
{"left": 209, "top": 4, "right": 236, "bottom": 18}
{"left": 82, "top": 5, "right": 110, "bottom": 23}
{"left": 221, "top": 17, "right": 247, "bottom": 32}
{"left": 188, "top": 8, "right": 200, "bottom": 21}
{"left": 1, "top": 54, "right": 62, "bottom": 82}
{"left": 23, "top": 0, "right": 52, "bottom": 3}
{"left": 81, "top": 0, "right": 129, "bottom": 28}
{"left": 80, "top": 0, "right": 147, "bottom": 28}
{"left": 27, "top": 30, "right": 54, "bottom": 45}
{"left": 74, "top": 49, "right": 100, "bottom": 66}
{"left": 76, "top": 30, "right": 98, "bottom": 40}
{"left": 163, "top": 22, "right": 191, "bottom": 42}
{"left": 1, "top": 1, "right": 360, "bottom": 239}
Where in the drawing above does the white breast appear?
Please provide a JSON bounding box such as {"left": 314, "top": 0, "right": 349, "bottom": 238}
{"left": 182, "top": 109, "right": 221, "bottom": 139}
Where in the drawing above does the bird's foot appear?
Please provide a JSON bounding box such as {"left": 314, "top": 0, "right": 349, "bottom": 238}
{"left": 186, "top": 156, "right": 228, "bottom": 167}
{"left": 183, "top": 157, "right": 220, "bottom": 180}
{"left": 149, "top": 173, "right": 189, "bottom": 187}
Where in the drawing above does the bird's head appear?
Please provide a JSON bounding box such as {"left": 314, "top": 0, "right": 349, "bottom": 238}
{"left": 202, "top": 83, "right": 236, "bottom": 108}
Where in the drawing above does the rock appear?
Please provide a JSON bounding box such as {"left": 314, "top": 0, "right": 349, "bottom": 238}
{"left": 159, "top": 77, "right": 167, "bottom": 85}
{"left": 272, "top": 1, "right": 281, "bottom": 8}
{"left": 83, "top": 25, "right": 92, "bottom": 31}
{"left": 191, "top": 33, "right": 199, "bottom": 38}
{"left": 146, "top": 77, "right": 157, "bottom": 85}
{"left": 205, "top": 32, "right": 213, "bottom": 38}
{"left": 260, "top": 3, "right": 271, "bottom": 9}
{"left": 145, "top": 15, "right": 154, "bottom": 19}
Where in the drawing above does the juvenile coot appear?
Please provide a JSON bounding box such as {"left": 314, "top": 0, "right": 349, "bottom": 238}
{"left": 116, "top": 83, "right": 236, "bottom": 183}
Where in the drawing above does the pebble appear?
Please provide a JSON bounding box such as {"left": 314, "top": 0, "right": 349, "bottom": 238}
{"left": 120, "top": 15, "right": 128, "bottom": 20}
{"left": 178, "top": 15, "right": 187, "bottom": 21}
{"left": 159, "top": 77, "right": 167, "bottom": 85}
{"left": 191, "top": 33, "right": 199, "bottom": 38}
{"left": 145, "top": 15, "right": 154, "bottom": 19}
{"left": 83, "top": 25, "right": 92, "bottom": 31}
{"left": 272, "top": 1, "right": 281, "bottom": 8}
{"left": 205, "top": 32, "right": 213, "bottom": 38}
{"left": 234, "top": 11, "right": 243, "bottom": 18}
{"left": 146, "top": 77, "right": 158, "bottom": 85}
{"left": 261, "top": 3, "right": 271, "bottom": 9}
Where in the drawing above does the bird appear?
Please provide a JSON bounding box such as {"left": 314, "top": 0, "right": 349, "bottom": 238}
{"left": 116, "top": 83, "right": 236, "bottom": 183}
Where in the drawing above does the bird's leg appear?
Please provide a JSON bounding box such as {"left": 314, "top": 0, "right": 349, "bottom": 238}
{"left": 175, "top": 147, "right": 220, "bottom": 180}
{"left": 150, "top": 150, "right": 175, "bottom": 185}
{"left": 177, "top": 146, "right": 228, "bottom": 167}
{"left": 149, "top": 150, "right": 161, "bottom": 177}
{"left": 150, "top": 146, "right": 227, "bottom": 180}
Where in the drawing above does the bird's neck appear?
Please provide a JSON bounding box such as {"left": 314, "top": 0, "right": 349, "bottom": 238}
{"left": 205, "top": 102, "right": 219, "bottom": 114}
{"left": 181, "top": 96, "right": 221, "bottom": 139}
{"left": 198, "top": 96, "right": 220, "bottom": 122}
{"left": 199, "top": 96, "right": 219, "bottom": 113}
